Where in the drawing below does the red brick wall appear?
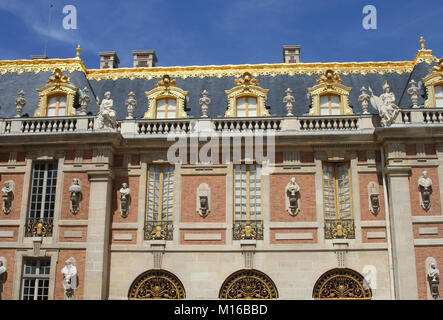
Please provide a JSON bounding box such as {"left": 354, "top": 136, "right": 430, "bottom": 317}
{"left": 111, "top": 229, "right": 137, "bottom": 245}
{"left": 358, "top": 173, "right": 386, "bottom": 221}
{"left": 0, "top": 173, "right": 24, "bottom": 220}
{"left": 0, "top": 249, "right": 15, "bottom": 300}
{"left": 0, "top": 227, "right": 19, "bottom": 242}
{"left": 112, "top": 176, "right": 139, "bottom": 223}
{"left": 270, "top": 173, "right": 316, "bottom": 222}
{"left": 361, "top": 227, "right": 387, "bottom": 243}
{"left": 300, "top": 152, "right": 314, "bottom": 163}
{"left": 415, "top": 247, "right": 443, "bottom": 300}
{"left": 59, "top": 226, "right": 88, "bottom": 242}
{"left": 410, "top": 167, "right": 441, "bottom": 216}
{"left": 61, "top": 173, "right": 90, "bottom": 220}
{"left": 413, "top": 224, "right": 443, "bottom": 239}
{"left": 180, "top": 229, "right": 226, "bottom": 245}
{"left": 181, "top": 175, "right": 226, "bottom": 223}
{"left": 54, "top": 250, "right": 86, "bottom": 300}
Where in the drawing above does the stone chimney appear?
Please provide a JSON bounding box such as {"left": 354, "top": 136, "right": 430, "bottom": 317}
{"left": 283, "top": 45, "right": 301, "bottom": 63}
{"left": 99, "top": 51, "right": 120, "bottom": 69}
{"left": 132, "top": 50, "right": 157, "bottom": 68}
{"left": 30, "top": 55, "right": 48, "bottom": 60}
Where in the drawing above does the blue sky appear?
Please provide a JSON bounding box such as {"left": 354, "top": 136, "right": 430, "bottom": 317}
{"left": 0, "top": 0, "right": 442, "bottom": 68}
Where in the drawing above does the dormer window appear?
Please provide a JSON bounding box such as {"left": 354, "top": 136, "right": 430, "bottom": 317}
{"left": 47, "top": 95, "right": 67, "bottom": 116}
{"left": 144, "top": 75, "right": 188, "bottom": 119}
{"left": 35, "top": 68, "right": 78, "bottom": 117}
{"left": 320, "top": 94, "right": 341, "bottom": 115}
{"left": 308, "top": 70, "right": 352, "bottom": 116}
{"left": 236, "top": 96, "right": 257, "bottom": 117}
{"left": 225, "top": 72, "right": 269, "bottom": 117}
{"left": 435, "top": 84, "right": 443, "bottom": 108}
{"left": 156, "top": 98, "right": 177, "bottom": 119}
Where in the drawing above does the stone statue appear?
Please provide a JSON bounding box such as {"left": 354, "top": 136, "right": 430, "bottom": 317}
{"left": 197, "top": 183, "right": 211, "bottom": 218}
{"left": 78, "top": 87, "right": 90, "bottom": 115}
{"left": 15, "top": 90, "right": 26, "bottom": 118}
{"left": 283, "top": 88, "right": 295, "bottom": 116}
{"left": 199, "top": 90, "right": 211, "bottom": 118}
{"left": 358, "top": 86, "right": 370, "bottom": 114}
{"left": 2, "top": 181, "right": 14, "bottom": 214}
{"left": 125, "top": 91, "right": 137, "bottom": 119}
{"left": 0, "top": 258, "right": 6, "bottom": 300}
{"left": 285, "top": 178, "right": 300, "bottom": 216}
{"left": 407, "top": 80, "right": 420, "bottom": 108}
{"left": 97, "top": 91, "right": 117, "bottom": 129}
{"left": 69, "top": 178, "right": 82, "bottom": 214}
{"left": 427, "top": 261, "right": 440, "bottom": 300}
{"left": 369, "top": 81, "right": 400, "bottom": 127}
{"left": 368, "top": 182, "right": 380, "bottom": 216}
{"left": 119, "top": 183, "right": 131, "bottom": 218}
{"left": 61, "top": 258, "right": 78, "bottom": 300}
{"left": 418, "top": 171, "right": 432, "bottom": 211}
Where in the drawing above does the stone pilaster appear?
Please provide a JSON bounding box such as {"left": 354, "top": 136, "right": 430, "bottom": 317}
{"left": 384, "top": 165, "right": 418, "bottom": 299}
{"left": 83, "top": 170, "right": 113, "bottom": 299}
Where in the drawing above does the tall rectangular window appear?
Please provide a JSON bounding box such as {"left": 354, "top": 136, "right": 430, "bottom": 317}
{"left": 233, "top": 164, "right": 263, "bottom": 240}
{"left": 322, "top": 162, "right": 355, "bottom": 239}
{"left": 145, "top": 165, "right": 174, "bottom": 240}
{"left": 25, "top": 162, "right": 58, "bottom": 237}
{"left": 21, "top": 258, "right": 50, "bottom": 300}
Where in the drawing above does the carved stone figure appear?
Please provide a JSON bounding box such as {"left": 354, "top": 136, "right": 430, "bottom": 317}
{"left": 285, "top": 178, "right": 300, "bottom": 216}
{"left": 119, "top": 183, "right": 131, "bottom": 218}
{"left": 369, "top": 81, "right": 400, "bottom": 127}
{"left": 283, "top": 88, "right": 295, "bottom": 116}
{"left": 2, "top": 181, "right": 14, "bottom": 214}
{"left": 78, "top": 87, "right": 90, "bottom": 115}
{"left": 199, "top": 90, "right": 211, "bottom": 118}
{"left": 197, "top": 183, "right": 211, "bottom": 218}
{"left": 0, "top": 258, "right": 6, "bottom": 300}
{"left": 97, "top": 91, "right": 117, "bottom": 129}
{"left": 418, "top": 171, "right": 432, "bottom": 211}
{"left": 61, "top": 258, "right": 78, "bottom": 300}
{"left": 15, "top": 90, "right": 26, "bottom": 117}
{"left": 427, "top": 260, "right": 440, "bottom": 300}
{"left": 407, "top": 80, "right": 420, "bottom": 108}
{"left": 358, "top": 86, "right": 370, "bottom": 114}
{"left": 125, "top": 91, "right": 137, "bottom": 119}
{"left": 69, "top": 178, "right": 82, "bottom": 214}
{"left": 368, "top": 181, "right": 380, "bottom": 215}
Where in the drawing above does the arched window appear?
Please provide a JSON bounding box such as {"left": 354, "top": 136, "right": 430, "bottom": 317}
{"left": 128, "top": 269, "right": 186, "bottom": 300}
{"left": 144, "top": 75, "right": 188, "bottom": 119}
{"left": 156, "top": 97, "right": 177, "bottom": 119}
{"left": 47, "top": 94, "right": 67, "bottom": 116}
{"left": 219, "top": 269, "right": 278, "bottom": 299}
{"left": 308, "top": 70, "right": 352, "bottom": 116}
{"left": 225, "top": 72, "right": 269, "bottom": 117}
{"left": 435, "top": 84, "right": 443, "bottom": 108}
{"left": 35, "top": 68, "right": 78, "bottom": 117}
{"left": 312, "top": 268, "right": 372, "bottom": 300}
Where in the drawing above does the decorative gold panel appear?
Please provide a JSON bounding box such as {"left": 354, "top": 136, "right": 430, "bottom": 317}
{"left": 225, "top": 72, "right": 269, "bottom": 117}
{"left": 313, "top": 268, "right": 372, "bottom": 300}
{"left": 423, "top": 58, "right": 443, "bottom": 108}
{"left": 219, "top": 269, "right": 278, "bottom": 299}
{"left": 128, "top": 270, "right": 186, "bottom": 300}
{"left": 34, "top": 68, "right": 78, "bottom": 117}
{"left": 144, "top": 74, "right": 188, "bottom": 119}
{"left": 308, "top": 69, "right": 353, "bottom": 115}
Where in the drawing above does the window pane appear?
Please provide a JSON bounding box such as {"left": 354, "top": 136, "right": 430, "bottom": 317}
{"left": 168, "top": 99, "right": 177, "bottom": 108}
{"left": 320, "top": 108, "right": 330, "bottom": 115}
{"left": 237, "top": 97, "right": 246, "bottom": 109}
{"left": 320, "top": 95, "right": 329, "bottom": 107}
{"left": 48, "top": 97, "right": 57, "bottom": 107}
{"left": 59, "top": 96, "right": 67, "bottom": 106}
{"left": 58, "top": 107, "right": 66, "bottom": 116}
{"left": 47, "top": 108, "right": 56, "bottom": 116}
{"left": 237, "top": 109, "right": 246, "bottom": 117}
{"left": 247, "top": 97, "right": 257, "bottom": 107}
{"left": 331, "top": 107, "right": 340, "bottom": 115}
{"left": 331, "top": 95, "right": 340, "bottom": 106}
{"left": 157, "top": 99, "right": 166, "bottom": 111}
{"left": 437, "top": 98, "right": 443, "bottom": 108}
{"left": 435, "top": 85, "right": 443, "bottom": 97}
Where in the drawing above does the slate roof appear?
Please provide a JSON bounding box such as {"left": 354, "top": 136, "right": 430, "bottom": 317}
{"left": 0, "top": 57, "right": 438, "bottom": 120}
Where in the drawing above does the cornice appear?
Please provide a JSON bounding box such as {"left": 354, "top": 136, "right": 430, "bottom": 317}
{"left": 0, "top": 58, "right": 87, "bottom": 75}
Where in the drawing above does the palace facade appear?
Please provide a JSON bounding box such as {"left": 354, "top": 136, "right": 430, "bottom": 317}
{"left": 0, "top": 39, "right": 442, "bottom": 300}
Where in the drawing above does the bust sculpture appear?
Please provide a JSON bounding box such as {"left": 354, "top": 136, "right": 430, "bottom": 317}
{"left": 418, "top": 171, "right": 432, "bottom": 211}
{"left": 427, "top": 262, "right": 440, "bottom": 300}
{"left": 2, "top": 181, "right": 14, "bottom": 214}
{"left": 69, "top": 178, "right": 82, "bottom": 214}
{"left": 285, "top": 178, "right": 300, "bottom": 216}
{"left": 61, "top": 258, "right": 78, "bottom": 300}
{"left": 97, "top": 91, "right": 117, "bottom": 129}
{"left": 369, "top": 81, "right": 400, "bottom": 127}
{"left": 119, "top": 183, "right": 131, "bottom": 218}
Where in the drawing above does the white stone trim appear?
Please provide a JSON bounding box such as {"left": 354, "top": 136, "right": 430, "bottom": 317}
{"left": 412, "top": 216, "right": 443, "bottom": 223}
{"left": 269, "top": 222, "right": 319, "bottom": 229}
{"left": 367, "top": 231, "right": 386, "bottom": 239}
{"left": 58, "top": 220, "right": 89, "bottom": 226}
{"left": 418, "top": 227, "right": 439, "bottom": 235}
{"left": 184, "top": 233, "right": 222, "bottom": 241}
{"left": 275, "top": 232, "right": 313, "bottom": 240}
{"left": 179, "top": 223, "right": 228, "bottom": 229}
{"left": 414, "top": 238, "right": 443, "bottom": 246}
{"left": 0, "top": 230, "right": 14, "bottom": 238}
{"left": 0, "top": 220, "right": 21, "bottom": 226}
{"left": 63, "top": 230, "right": 83, "bottom": 238}
{"left": 113, "top": 233, "right": 133, "bottom": 241}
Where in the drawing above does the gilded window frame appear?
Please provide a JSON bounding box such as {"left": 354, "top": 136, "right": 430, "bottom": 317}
{"left": 144, "top": 75, "right": 188, "bottom": 119}
{"left": 225, "top": 72, "right": 269, "bottom": 117}
{"left": 308, "top": 69, "right": 352, "bottom": 116}
{"left": 35, "top": 68, "right": 78, "bottom": 117}
{"left": 423, "top": 58, "right": 443, "bottom": 108}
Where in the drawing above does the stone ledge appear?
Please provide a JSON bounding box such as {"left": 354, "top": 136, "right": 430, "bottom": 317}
{"left": 63, "top": 230, "right": 83, "bottom": 238}
{"left": 412, "top": 216, "right": 443, "bottom": 224}
{"left": 0, "top": 230, "right": 14, "bottom": 238}
{"left": 59, "top": 220, "right": 89, "bottom": 226}
{"left": 414, "top": 238, "right": 443, "bottom": 246}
